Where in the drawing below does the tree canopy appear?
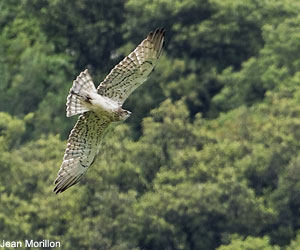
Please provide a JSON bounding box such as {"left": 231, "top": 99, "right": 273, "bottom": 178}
{"left": 1, "top": 0, "right": 300, "bottom": 249}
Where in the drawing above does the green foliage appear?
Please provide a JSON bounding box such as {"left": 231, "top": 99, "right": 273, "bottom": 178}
{"left": 23, "top": 0, "right": 126, "bottom": 72}
{"left": 2, "top": 0, "right": 300, "bottom": 249}
{"left": 217, "top": 235, "right": 280, "bottom": 250}
{"left": 0, "top": 12, "right": 74, "bottom": 140}
{"left": 0, "top": 113, "right": 25, "bottom": 150}
{"left": 212, "top": 13, "right": 300, "bottom": 113}
{"left": 287, "top": 232, "right": 300, "bottom": 250}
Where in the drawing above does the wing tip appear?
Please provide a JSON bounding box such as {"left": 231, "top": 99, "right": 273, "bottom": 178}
{"left": 53, "top": 185, "right": 69, "bottom": 194}
{"left": 53, "top": 168, "right": 86, "bottom": 195}
{"left": 148, "top": 27, "right": 166, "bottom": 40}
{"left": 53, "top": 184, "right": 62, "bottom": 194}
{"left": 149, "top": 27, "right": 166, "bottom": 58}
{"left": 53, "top": 176, "right": 78, "bottom": 194}
{"left": 53, "top": 177, "right": 64, "bottom": 194}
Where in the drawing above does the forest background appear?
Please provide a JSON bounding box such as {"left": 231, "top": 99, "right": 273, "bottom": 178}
{"left": 1, "top": 0, "right": 300, "bottom": 249}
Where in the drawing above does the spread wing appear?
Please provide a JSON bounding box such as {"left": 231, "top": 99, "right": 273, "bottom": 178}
{"left": 97, "top": 28, "right": 166, "bottom": 105}
{"left": 53, "top": 112, "right": 111, "bottom": 194}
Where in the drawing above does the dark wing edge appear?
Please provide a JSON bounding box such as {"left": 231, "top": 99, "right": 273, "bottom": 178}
{"left": 97, "top": 28, "right": 166, "bottom": 104}
{"left": 146, "top": 27, "right": 165, "bottom": 59}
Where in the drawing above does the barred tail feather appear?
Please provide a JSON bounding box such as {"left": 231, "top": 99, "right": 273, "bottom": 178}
{"left": 66, "top": 69, "right": 97, "bottom": 117}
{"left": 66, "top": 93, "right": 89, "bottom": 117}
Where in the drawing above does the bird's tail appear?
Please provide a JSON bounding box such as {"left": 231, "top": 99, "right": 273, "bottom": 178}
{"left": 66, "top": 69, "right": 97, "bottom": 117}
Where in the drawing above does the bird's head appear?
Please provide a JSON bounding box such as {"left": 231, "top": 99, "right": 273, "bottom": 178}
{"left": 118, "top": 108, "right": 131, "bottom": 121}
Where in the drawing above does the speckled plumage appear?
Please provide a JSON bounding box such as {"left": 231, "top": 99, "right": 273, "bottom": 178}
{"left": 98, "top": 28, "right": 165, "bottom": 104}
{"left": 53, "top": 28, "right": 165, "bottom": 194}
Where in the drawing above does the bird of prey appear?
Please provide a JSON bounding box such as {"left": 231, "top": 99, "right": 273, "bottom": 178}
{"left": 53, "top": 28, "right": 166, "bottom": 194}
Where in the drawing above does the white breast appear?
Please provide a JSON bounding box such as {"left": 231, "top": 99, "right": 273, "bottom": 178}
{"left": 87, "top": 92, "right": 120, "bottom": 112}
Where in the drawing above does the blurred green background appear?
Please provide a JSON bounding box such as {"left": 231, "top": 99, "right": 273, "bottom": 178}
{"left": 1, "top": 0, "right": 300, "bottom": 249}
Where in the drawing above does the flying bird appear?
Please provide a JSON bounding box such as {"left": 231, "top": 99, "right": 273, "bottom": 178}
{"left": 53, "top": 28, "right": 166, "bottom": 194}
